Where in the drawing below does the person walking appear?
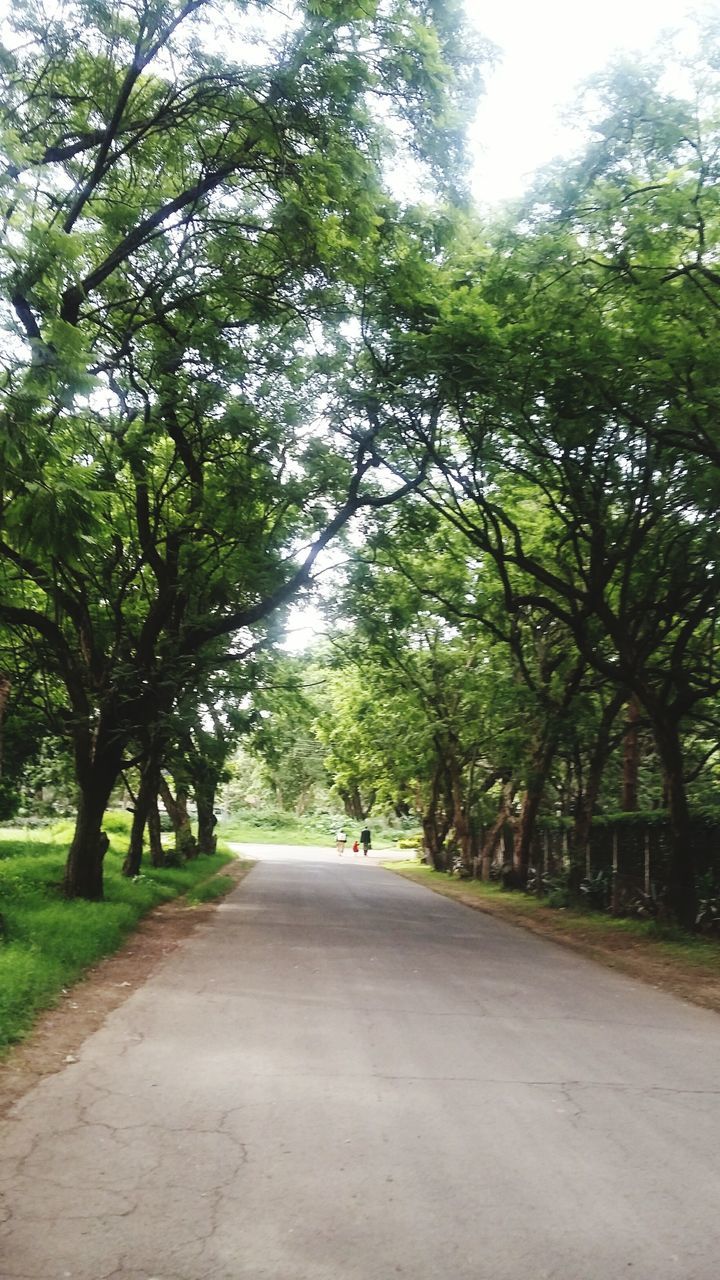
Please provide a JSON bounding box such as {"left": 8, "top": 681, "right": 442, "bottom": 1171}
{"left": 335, "top": 828, "right": 347, "bottom": 855}
{"left": 360, "top": 824, "right": 371, "bottom": 856}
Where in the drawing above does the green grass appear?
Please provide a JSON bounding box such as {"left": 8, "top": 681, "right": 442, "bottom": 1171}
{"left": 187, "top": 874, "right": 236, "bottom": 904}
{"left": 220, "top": 814, "right": 336, "bottom": 846}
{"left": 220, "top": 810, "right": 403, "bottom": 850}
{"left": 385, "top": 860, "right": 720, "bottom": 971}
{"left": 0, "top": 815, "right": 237, "bottom": 1052}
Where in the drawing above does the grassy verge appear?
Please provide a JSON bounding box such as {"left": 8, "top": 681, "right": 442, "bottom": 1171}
{"left": 220, "top": 816, "right": 336, "bottom": 846}
{"left": 220, "top": 812, "right": 406, "bottom": 850}
{"left": 0, "top": 814, "right": 238, "bottom": 1052}
{"left": 186, "top": 873, "right": 237, "bottom": 904}
{"left": 385, "top": 861, "right": 720, "bottom": 1013}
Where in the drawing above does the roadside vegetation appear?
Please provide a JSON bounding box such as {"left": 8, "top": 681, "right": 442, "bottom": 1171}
{"left": 0, "top": 814, "right": 236, "bottom": 1052}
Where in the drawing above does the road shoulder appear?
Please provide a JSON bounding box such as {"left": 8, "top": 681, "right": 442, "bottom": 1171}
{"left": 387, "top": 862, "right": 720, "bottom": 1016}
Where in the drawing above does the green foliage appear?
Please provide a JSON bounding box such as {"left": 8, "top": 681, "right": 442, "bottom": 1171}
{"left": 341, "top": 26, "right": 720, "bottom": 920}
{"left": 99, "top": 811, "right": 134, "bottom": 835}
{"left": 590, "top": 809, "right": 720, "bottom": 828}
{"left": 236, "top": 654, "right": 333, "bottom": 814}
{"left": 218, "top": 807, "right": 398, "bottom": 847}
{"left": 219, "top": 809, "right": 340, "bottom": 846}
{"left": 546, "top": 884, "right": 572, "bottom": 911}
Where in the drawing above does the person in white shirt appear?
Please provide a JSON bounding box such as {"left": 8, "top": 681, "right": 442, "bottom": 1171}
{"left": 335, "top": 828, "right": 347, "bottom": 854}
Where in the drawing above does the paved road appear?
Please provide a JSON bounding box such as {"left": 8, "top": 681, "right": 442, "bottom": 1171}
{"left": 2, "top": 852, "right": 720, "bottom": 1279}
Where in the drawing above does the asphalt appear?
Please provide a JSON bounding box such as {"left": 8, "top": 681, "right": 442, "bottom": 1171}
{"left": 2, "top": 849, "right": 720, "bottom": 1279}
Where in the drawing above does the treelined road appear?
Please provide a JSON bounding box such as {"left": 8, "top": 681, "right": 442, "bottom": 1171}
{"left": 2, "top": 850, "right": 720, "bottom": 1280}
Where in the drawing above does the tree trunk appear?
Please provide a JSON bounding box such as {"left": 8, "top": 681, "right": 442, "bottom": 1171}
{"left": 196, "top": 780, "right": 218, "bottom": 856}
{"left": 122, "top": 758, "right": 161, "bottom": 876}
{"left": 341, "top": 783, "right": 367, "bottom": 821}
{"left": 573, "top": 690, "right": 624, "bottom": 862}
{"left": 513, "top": 789, "right": 543, "bottom": 883}
{"left": 622, "top": 695, "right": 641, "bottom": 811}
{"left": 158, "top": 775, "right": 197, "bottom": 861}
{"left": 513, "top": 737, "right": 557, "bottom": 883}
{"left": 64, "top": 729, "right": 122, "bottom": 899}
{"left": 448, "top": 747, "right": 471, "bottom": 870}
{"left": 148, "top": 793, "right": 165, "bottom": 867}
{"left": 175, "top": 787, "right": 198, "bottom": 859}
{"left": 652, "top": 716, "right": 696, "bottom": 928}
{"left": 421, "top": 764, "right": 452, "bottom": 871}
{"left": 123, "top": 800, "right": 147, "bottom": 878}
{"left": 514, "top": 665, "right": 585, "bottom": 883}
{"left": 480, "top": 781, "right": 516, "bottom": 880}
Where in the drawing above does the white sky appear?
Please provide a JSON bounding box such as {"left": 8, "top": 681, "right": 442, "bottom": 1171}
{"left": 467, "top": 0, "right": 698, "bottom": 203}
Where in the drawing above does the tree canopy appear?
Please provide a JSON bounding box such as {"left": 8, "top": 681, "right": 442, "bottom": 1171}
{"left": 0, "top": 0, "right": 483, "bottom": 895}
{"left": 2, "top": 8, "right": 720, "bottom": 929}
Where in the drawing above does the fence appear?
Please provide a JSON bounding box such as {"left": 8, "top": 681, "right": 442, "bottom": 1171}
{"left": 471, "top": 813, "right": 720, "bottom": 895}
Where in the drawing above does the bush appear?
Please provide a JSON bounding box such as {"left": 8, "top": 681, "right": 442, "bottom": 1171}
{"left": 102, "top": 810, "right": 133, "bottom": 835}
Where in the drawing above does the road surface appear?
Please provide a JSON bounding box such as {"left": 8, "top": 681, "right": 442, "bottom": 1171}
{"left": 2, "top": 848, "right": 720, "bottom": 1279}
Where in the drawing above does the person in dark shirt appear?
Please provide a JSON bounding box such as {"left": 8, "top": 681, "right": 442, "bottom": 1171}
{"left": 359, "top": 825, "right": 371, "bottom": 856}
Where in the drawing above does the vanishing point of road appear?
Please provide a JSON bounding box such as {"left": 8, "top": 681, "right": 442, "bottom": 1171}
{"left": 2, "top": 845, "right": 720, "bottom": 1279}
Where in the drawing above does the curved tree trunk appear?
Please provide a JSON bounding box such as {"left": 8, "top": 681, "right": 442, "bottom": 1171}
{"left": 480, "top": 780, "right": 516, "bottom": 880}
{"left": 158, "top": 774, "right": 197, "bottom": 862}
{"left": 122, "top": 757, "right": 161, "bottom": 877}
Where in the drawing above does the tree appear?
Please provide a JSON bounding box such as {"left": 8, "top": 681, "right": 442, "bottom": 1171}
{"left": 398, "top": 45, "right": 720, "bottom": 921}
{"left": 0, "top": 0, "right": 483, "bottom": 897}
{"left": 244, "top": 654, "right": 331, "bottom": 815}
{"left": 336, "top": 502, "right": 624, "bottom": 879}
{"left": 322, "top": 508, "right": 536, "bottom": 870}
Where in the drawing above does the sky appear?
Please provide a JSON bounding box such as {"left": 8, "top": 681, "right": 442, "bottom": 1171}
{"left": 467, "top": 0, "right": 698, "bottom": 204}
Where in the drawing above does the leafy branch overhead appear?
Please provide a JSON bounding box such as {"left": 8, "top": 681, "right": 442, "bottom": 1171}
{"left": 0, "top": 0, "right": 483, "bottom": 896}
